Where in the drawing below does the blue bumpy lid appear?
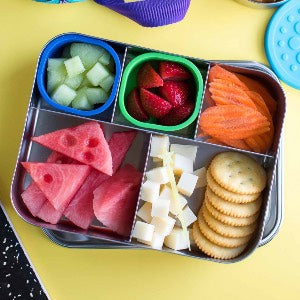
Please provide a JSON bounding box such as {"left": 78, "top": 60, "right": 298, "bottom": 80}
{"left": 265, "top": 0, "right": 300, "bottom": 89}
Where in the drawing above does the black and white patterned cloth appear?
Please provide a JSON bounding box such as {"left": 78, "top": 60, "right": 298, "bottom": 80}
{"left": 0, "top": 204, "right": 48, "bottom": 300}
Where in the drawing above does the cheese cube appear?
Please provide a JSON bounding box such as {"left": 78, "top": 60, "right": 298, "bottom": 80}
{"left": 151, "top": 216, "right": 176, "bottom": 236}
{"left": 140, "top": 180, "right": 160, "bottom": 203}
{"left": 146, "top": 167, "right": 169, "bottom": 184}
{"left": 164, "top": 227, "right": 189, "bottom": 251}
{"left": 150, "top": 135, "right": 169, "bottom": 158}
{"left": 178, "top": 206, "right": 197, "bottom": 227}
{"left": 138, "top": 232, "right": 165, "bottom": 250}
{"left": 132, "top": 221, "right": 154, "bottom": 242}
{"left": 173, "top": 154, "right": 193, "bottom": 175}
{"left": 177, "top": 172, "right": 198, "bottom": 197}
{"left": 193, "top": 167, "right": 207, "bottom": 189}
{"left": 160, "top": 185, "right": 187, "bottom": 215}
{"left": 137, "top": 202, "right": 152, "bottom": 223}
{"left": 170, "top": 144, "right": 198, "bottom": 162}
{"left": 151, "top": 198, "right": 170, "bottom": 218}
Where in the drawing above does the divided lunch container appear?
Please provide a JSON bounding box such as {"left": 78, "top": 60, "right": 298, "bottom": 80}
{"left": 11, "top": 33, "right": 286, "bottom": 263}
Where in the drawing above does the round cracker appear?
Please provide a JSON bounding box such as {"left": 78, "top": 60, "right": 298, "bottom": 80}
{"left": 202, "top": 205, "right": 257, "bottom": 238}
{"left": 210, "top": 152, "right": 267, "bottom": 195}
{"left": 206, "top": 186, "right": 262, "bottom": 218}
{"left": 192, "top": 222, "right": 247, "bottom": 260}
{"left": 198, "top": 211, "right": 251, "bottom": 248}
{"left": 205, "top": 200, "right": 259, "bottom": 226}
{"left": 207, "top": 170, "right": 260, "bottom": 203}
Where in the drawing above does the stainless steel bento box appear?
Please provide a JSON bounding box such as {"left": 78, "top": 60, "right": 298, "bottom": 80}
{"left": 10, "top": 33, "right": 286, "bottom": 263}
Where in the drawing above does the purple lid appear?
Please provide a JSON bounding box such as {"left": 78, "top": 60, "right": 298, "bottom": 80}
{"left": 94, "top": 0, "right": 191, "bottom": 27}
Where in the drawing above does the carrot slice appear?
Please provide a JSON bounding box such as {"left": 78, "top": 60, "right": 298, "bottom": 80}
{"left": 215, "top": 137, "right": 251, "bottom": 151}
{"left": 246, "top": 91, "right": 272, "bottom": 121}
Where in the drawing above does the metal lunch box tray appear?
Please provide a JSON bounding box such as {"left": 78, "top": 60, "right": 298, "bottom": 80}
{"left": 10, "top": 33, "right": 286, "bottom": 263}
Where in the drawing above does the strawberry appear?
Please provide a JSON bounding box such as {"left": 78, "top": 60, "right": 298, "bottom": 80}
{"left": 126, "top": 88, "right": 149, "bottom": 121}
{"left": 159, "top": 61, "right": 191, "bottom": 81}
{"left": 137, "top": 63, "right": 163, "bottom": 89}
{"left": 159, "top": 81, "right": 190, "bottom": 108}
{"left": 158, "top": 102, "right": 195, "bottom": 126}
{"left": 140, "top": 88, "right": 172, "bottom": 119}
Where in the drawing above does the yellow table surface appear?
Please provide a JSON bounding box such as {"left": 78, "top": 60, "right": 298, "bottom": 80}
{"left": 1, "top": 0, "right": 300, "bottom": 299}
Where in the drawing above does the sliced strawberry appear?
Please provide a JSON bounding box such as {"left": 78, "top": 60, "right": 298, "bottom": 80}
{"left": 159, "top": 61, "right": 191, "bottom": 81}
{"left": 158, "top": 102, "right": 194, "bottom": 126}
{"left": 137, "top": 63, "right": 163, "bottom": 89}
{"left": 159, "top": 81, "right": 190, "bottom": 108}
{"left": 140, "top": 88, "right": 172, "bottom": 119}
{"left": 126, "top": 88, "right": 149, "bottom": 121}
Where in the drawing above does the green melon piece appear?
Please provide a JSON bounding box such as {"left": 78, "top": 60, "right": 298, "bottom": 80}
{"left": 98, "top": 50, "right": 111, "bottom": 66}
{"left": 79, "top": 76, "right": 93, "bottom": 89}
{"left": 72, "top": 88, "right": 93, "bottom": 110}
{"left": 52, "top": 84, "right": 77, "bottom": 106}
{"left": 70, "top": 43, "right": 105, "bottom": 69}
{"left": 100, "top": 73, "right": 114, "bottom": 92}
{"left": 64, "top": 73, "right": 84, "bottom": 90}
{"left": 62, "top": 45, "right": 71, "bottom": 58}
{"left": 86, "top": 62, "right": 110, "bottom": 86}
{"left": 47, "top": 58, "right": 66, "bottom": 72}
{"left": 86, "top": 88, "right": 108, "bottom": 105}
{"left": 64, "top": 56, "right": 85, "bottom": 78}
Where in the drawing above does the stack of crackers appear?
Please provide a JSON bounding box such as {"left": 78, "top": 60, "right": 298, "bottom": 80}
{"left": 193, "top": 152, "right": 267, "bottom": 259}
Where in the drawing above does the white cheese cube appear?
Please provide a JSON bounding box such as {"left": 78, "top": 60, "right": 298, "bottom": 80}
{"left": 138, "top": 232, "right": 165, "bottom": 250}
{"left": 160, "top": 185, "right": 187, "bottom": 215}
{"left": 137, "top": 202, "right": 152, "bottom": 223}
{"left": 173, "top": 154, "right": 193, "bottom": 175}
{"left": 178, "top": 206, "right": 197, "bottom": 227}
{"left": 150, "top": 135, "right": 169, "bottom": 158}
{"left": 132, "top": 221, "right": 154, "bottom": 242}
{"left": 140, "top": 180, "right": 160, "bottom": 203}
{"left": 170, "top": 144, "right": 198, "bottom": 162}
{"left": 164, "top": 227, "right": 189, "bottom": 251}
{"left": 151, "top": 216, "right": 176, "bottom": 236}
{"left": 146, "top": 167, "right": 169, "bottom": 184}
{"left": 177, "top": 172, "right": 198, "bottom": 197}
{"left": 151, "top": 198, "right": 170, "bottom": 218}
{"left": 193, "top": 167, "right": 207, "bottom": 189}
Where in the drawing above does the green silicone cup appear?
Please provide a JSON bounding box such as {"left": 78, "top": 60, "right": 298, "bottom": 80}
{"left": 118, "top": 52, "right": 204, "bottom": 132}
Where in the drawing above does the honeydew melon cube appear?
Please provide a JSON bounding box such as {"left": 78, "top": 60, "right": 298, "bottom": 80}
{"left": 140, "top": 180, "right": 160, "bottom": 203}
{"left": 52, "top": 84, "right": 76, "bottom": 106}
{"left": 85, "top": 87, "right": 108, "bottom": 105}
{"left": 47, "top": 58, "right": 66, "bottom": 72}
{"left": 150, "top": 135, "right": 170, "bottom": 158}
{"left": 193, "top": 167, "right": 207, "bottom": 189}
{"left": 132, "top": 221, "right": 154, "bottom": 242}
{"left": 86, "top": 63, "right": 110, "bottom": 86}
{"left": 79, "top": 76, "right": 93, "bottom": 88}
{"left": 164, "top": 227, "right": 189, "bottom": 251}
{"left": 178, "top": 206, "right": 197, "bottom": 228}
{"left": 64, "top": 56, "right": 85, "bottom": 78}
{"left": 71, "top": 88, "right": 93, "bottom": 110}
{"left": 136, "top": 202, "right": 152, "bottom": 223}
{"left": 170, "top": 144, "right": 198, "bottom": 162}
{"left": 47, "top": 69, "right": 66, "bottom": 94}
{"left": 64, "top": 73, "right": 84, "bottom": 90}
{"left": 151, "top": 198, "right": 170, "bottom": 219}
{"left": 99, "top": 73, "right": 114, "bottom": 92}
{"left": 173, "top": 154, "right": 193, "bottom": 175}
{"left": 98, "top": 50, "right": 111, "bottom": 65}
{"left": 138, "top": 232, "right": 165, "bottom": 250}
{"left": 177, "top": 172, "right": 198, "bottom": 197}
{"left": 62, "top": 45, "right": 71, "bottom": 58}
{"left": 70, "top": 43, "right": 105, "bottom": 69}
{"left": 146, "top": 167, "right": 169, "bottom": 184}
{"left": 151, "top": 216, "right": 176, "bottom": 236}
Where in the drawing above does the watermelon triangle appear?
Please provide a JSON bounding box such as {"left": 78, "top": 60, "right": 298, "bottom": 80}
{"left": 36, "top": 201, "right": 63, "bottom": 225}
{"left": 32, "top": 122, "right": 113, "bottom": 176}
{"left": 63, "top": 130, "right": 137, "bottom": 229}
{"left": 22, "top": 162, "right": 91, "bottom": 211}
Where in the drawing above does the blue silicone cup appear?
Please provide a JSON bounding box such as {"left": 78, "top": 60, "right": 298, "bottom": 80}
{"left": 36, "top": 33, "right": 121, "bottom": 117}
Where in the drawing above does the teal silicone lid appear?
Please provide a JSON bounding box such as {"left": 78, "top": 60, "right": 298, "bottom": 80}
{"left": 265, "top": 0, "right": 300, "bottom": 89}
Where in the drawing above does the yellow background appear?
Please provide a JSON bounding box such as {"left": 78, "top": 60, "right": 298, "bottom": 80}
{"left": 1, "top": 0, "right": 300, "bottom": 299}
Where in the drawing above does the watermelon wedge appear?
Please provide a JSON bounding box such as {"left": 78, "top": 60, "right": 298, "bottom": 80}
{"left": 32, "top": 121, "right": 113, "bottom": 175}
{"left": 93, "top": 164, "right": 142, "bottom": 237}
{"left": 21, "top": 162, "right": 91, "bottom": 211}
{"left": 64, "top": 130, "right": 137, "bottom": 229}
{"left": 21, "top": 151, "right": 74, "bottom": 218}
{"left": 36, "top": 201, "right": 63, "bottom": 225}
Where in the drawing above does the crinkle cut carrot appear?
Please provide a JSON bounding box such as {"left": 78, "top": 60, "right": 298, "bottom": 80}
{"left": 246, "top": 91, "right": 272, "bottom": 121}
{"left": 215, "top": 137, "right": 251, "bottom": 151}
